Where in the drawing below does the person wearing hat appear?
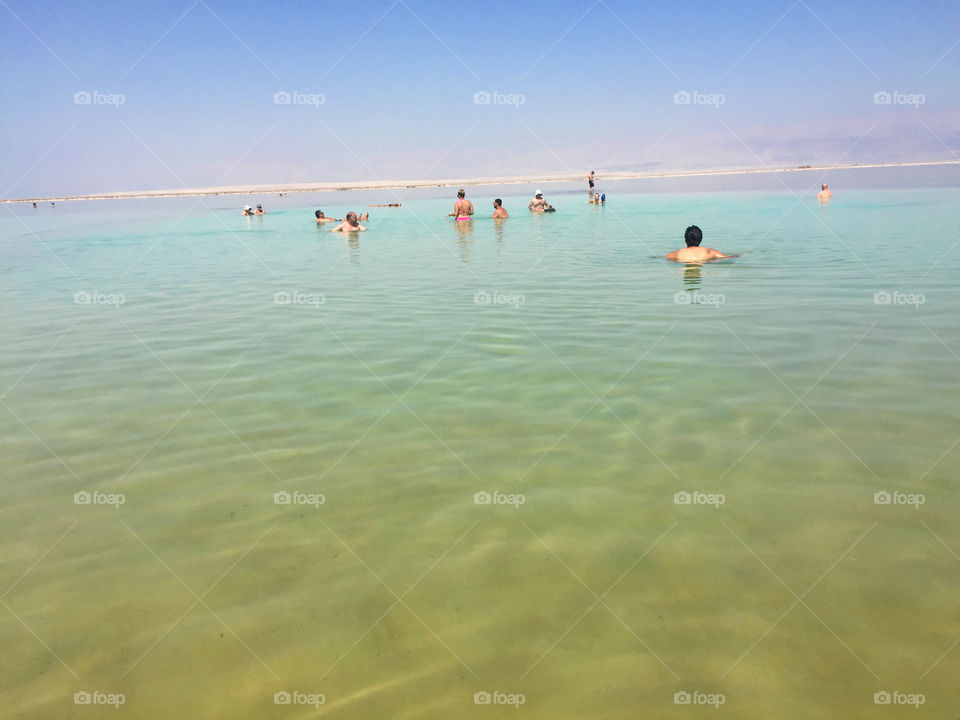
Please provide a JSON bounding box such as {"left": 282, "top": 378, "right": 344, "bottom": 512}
{"left": 528, "top": 189, "right": 546, "bottom": 212}
{"left": 255, "top": 204, "right": 266, "bottom": 215}
{"left": 241, "top": 205, "right": 254, "bottom": 216}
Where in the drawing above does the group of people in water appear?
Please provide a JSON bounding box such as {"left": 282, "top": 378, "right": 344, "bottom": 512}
{"left": 237, "top": 170, "right": 837, "bottom": 261}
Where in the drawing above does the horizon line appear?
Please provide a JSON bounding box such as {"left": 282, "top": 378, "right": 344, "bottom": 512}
{"left": 3, "top": 160, "right": 957, "bottom": 204}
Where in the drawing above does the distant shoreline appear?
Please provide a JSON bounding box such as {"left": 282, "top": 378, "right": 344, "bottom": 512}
{"left": 3, "top": 160, "right": 957, "bottom": 204}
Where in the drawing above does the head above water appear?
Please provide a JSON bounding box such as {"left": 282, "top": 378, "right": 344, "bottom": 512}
{"left": 346, "top": 211, "right": 358, "bottom": 224}
{"left": 493, "top": 199, "right": 502, "bottom": 207}
{"left": 684, "top": 225, "right": 703, "bottom": 247}
{"left": 457, "top": 188, "right": 465, "bottom": 198}
{"left": 821, "top": 183, "right": 828, "bottom": 190}
{"left": 315, "top": 210, "right": 324, "bottom": 218}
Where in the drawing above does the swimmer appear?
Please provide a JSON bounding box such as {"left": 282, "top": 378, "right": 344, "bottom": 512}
{"left": 315, "top": 210, "right": 339, "bottom": 224}
{"left": 817, "top": 183, "right": 832, "bottom": 202}
{"left": 447, "top": 188, "right": 473, "bottom": 221}
{"left": 666, "top": 225, "right": 732, "bottom": 262}
{"left": 529, "top": 190, "right": 547, "bottom": 212}
{"left": 492, "top": 198, "right": 508, "bottom": 218}
{"left": 330, "top": 211, "right": 366, "bottom": 232}
{"left": 586, "top": 193, "right": 601, "bottom": 205}
{"left": 255, "top": 204, "right": 266, "bottom": 215}
{"left": 32, "top": 202, "right": 37, "bottom": 208}
{"left": 242, "top": 205, "right": 254, "bottom": 216}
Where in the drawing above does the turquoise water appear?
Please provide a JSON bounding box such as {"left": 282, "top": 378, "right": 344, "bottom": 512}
{"left": 2, "top": 187, "right": 959, "bottom": 718}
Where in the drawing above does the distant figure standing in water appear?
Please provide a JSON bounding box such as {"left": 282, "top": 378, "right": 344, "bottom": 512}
{"left": 588, "top": 170, "right": 595, "bottom": 192}
{"left": 330, "top": 212, "right": 366, "bottom": 232}
{"left": 492, "top": 199, "right": 508, "bottom": 218}
{"left": 666, "top": 225, "right": 732, "bottom": 262}
{"left": 447, "top": 188, "right": 473, "bottom": 221}
{"left": 817, "top": 183, "right": 832, "bottom": 202}
{"left": 529, "top": 190, "right": 554, "bottom": 213}
{"left": 255, "top": 204, "right": 266, "bottom": 215}
{"left": 242, "top": 205, "right": 254, "bottom": 216}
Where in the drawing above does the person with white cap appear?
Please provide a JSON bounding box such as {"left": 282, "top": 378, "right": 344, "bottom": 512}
{"left": 241, "top": 205, "right": 255, "bottom": 216}
{"left": 528, "top": 189, "right": 546, "bottom": 213}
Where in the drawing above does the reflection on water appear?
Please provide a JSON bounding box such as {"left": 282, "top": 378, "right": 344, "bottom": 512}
{"left": 454, "top": 218, "right": 473, "bottom": 262}
{"left": 682, "top": 262, "right": 703, "bottom": 289}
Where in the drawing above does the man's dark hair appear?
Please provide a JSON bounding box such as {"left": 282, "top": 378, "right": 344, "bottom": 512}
{"left": 457, "top": 189, "right": 465, "bottom": 198}
{"left": 494, "top": 199, "right": 502, "bottom": 207}
{"left": 315, "top": 210, "right": 323, "bottom": 218}
{"left": 684, "top": 225, "right": 703, "bottom": 247}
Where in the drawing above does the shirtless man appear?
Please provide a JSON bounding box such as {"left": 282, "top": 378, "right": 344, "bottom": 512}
{"left": 588, "top": 171, "right": 595, "bottom": 192}
{"left": 315, "top": 210, "right": 339, "bottom": 224}
{"left": 492, "top": 198, "right": 508, "bottom": 218}
{"left": 255, "top": 204, "right": 266, "bottom": 215}
{"left": 528, "top": 190, "right": 547, "bottom": 212}
{"left": 666, "top": 226, "right": 732, "bottom": 262}
{"left": 817, "top": 183, "right": 832, "bottom": 202}
{"left": 447, "top": 189, "right": 473, "bottom": 221}
{"left": 329, "top": 212, "right": 366, "bottom": 232}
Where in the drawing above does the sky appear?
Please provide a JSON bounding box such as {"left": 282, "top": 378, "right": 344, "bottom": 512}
{"left": 1, "top": 0, "right": 958, "bottom": 197}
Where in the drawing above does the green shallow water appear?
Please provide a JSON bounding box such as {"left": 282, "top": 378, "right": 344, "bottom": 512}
{"left": 1, "top": 187, "right": 959, "bottom": 718}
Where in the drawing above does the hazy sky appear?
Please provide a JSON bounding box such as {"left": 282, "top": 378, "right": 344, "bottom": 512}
{"left": 2, "top": 0, "right": 958, "bottom": 197}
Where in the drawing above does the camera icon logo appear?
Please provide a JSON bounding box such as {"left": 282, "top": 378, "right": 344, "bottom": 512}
{"left": 74, "top": 491, "right": 92, "bottom": 505}
{"left": 474, "top": 691, "right": 491, "bottom": 704}
{"left": 274, "top": 91, "right": 291, "bottom": 105}
{"left": 873, "top": 91, "right": 891, "bottom": 105}
{"left": 74, "top": 291, "right": 92, "bottom": 305}
{"left": 274, "top": 491, "right": 292, "bottom": 505}
{"left": 74, "top": 91, "right": 92, "bottom": 105}
{"left": 74, "top": 691, "right": 92, "bottom": 704}
{"left": 274, "top": 291, "right": 292, "bottom": 305}
{"left": 673, "top": 491, "right": 691, "bottom": 505}
{"left": 873, "top": 291, "right": 891, "bottom": 305}
{"left": 473, "top": 91, "right": 491, "bottom": 105}
{"left": 673, "top": 292, "right": 691, "bottom": 305}
{"left": 873, "top": 691, "right": 891, "bottom": 704}
{"left": 673, "top": 91, "right": 691, "bottom": 105}
{"left": 873, "top": 491, "right": 891, "bottom": 505}
{"left": 274, "top": 691, "right": 291, "bottom": 704}
{"left": 674, "top": 690, "right": 692, "bottom": 704}
{"left": 474, "top": 491, "right": 492, "bottom": 505}
{"left": 474, "top": 290, "right": 491, "bottom": 305}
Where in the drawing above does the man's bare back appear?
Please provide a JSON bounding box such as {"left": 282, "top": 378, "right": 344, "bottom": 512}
{"left": 666, "top": 246, "right": 729, "bottom": 262}
{"left": 666, "top": 225, "right": 731, "bottom": 262}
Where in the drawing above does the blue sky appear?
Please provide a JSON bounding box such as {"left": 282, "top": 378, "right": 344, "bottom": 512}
{"left": 1, "top": 0, "right": 958, "bottom": 196}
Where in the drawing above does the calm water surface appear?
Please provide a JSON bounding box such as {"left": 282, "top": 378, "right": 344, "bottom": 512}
{"left": 1, "top": 188, "right": 958, "bottom": 718}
